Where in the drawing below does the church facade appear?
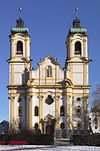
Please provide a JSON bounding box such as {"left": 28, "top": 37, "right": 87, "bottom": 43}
{"left": 7, "top": 9, "right": 91, "bottom": 137}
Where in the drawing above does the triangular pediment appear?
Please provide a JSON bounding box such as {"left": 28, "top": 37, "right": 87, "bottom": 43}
{"left": 37, "top": 55, "right": 61, "bottom": 66}
{"left": 44, "top": 114, "right": 55, "bottom": 121}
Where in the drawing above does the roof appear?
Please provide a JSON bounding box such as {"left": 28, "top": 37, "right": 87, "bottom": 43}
{"left": 11, "top": 16, "right": 29, "bottom": 35}
{"left": 11, "top": 27, "right": 29, "bottom": 35}
{"left": 68, "top": 14, "right": 87, "bottom": 35}
{"left": 69, "top": 28, "right": 87, "bottom": 35}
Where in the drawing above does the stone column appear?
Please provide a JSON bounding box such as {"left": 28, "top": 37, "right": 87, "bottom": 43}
{"left": 70, "top": 39, "right": 73, "bottom": 58}
{"left": 10, "top": 39, "right": 14, "bottom": 85}
{"left": 67, "top": 95, "right": 71, "bottom": 130}
{"left": 72, "top": 96, "right": 74, "bottom": 131}
{"left": 55, "top": 96, "right": 60, "bottom": 130}
{"left": 39, "top": 95, "right": 43, "bottom": 130}
{"left": 10, "top": 96, "right": 15, "bottom": 129}
{"left": 83, "top": 39, "right": 86, "bottom": 58}
{"left": 11, "top": 39, "right": 14, "bottom": 58}
{"left": 84, "top": 96, "right": 89, "bottom": 130}
{"left": 25, "top": 39, "right": 28, "bottom": 59}
{"left": 24, "top": 96, "right": 27, "bottom": 129}
{"left": 28, "top": 95, "right": 33, "bottom": 129}
{"left": 83, "top": 63, "right": 88, "bottom": 85}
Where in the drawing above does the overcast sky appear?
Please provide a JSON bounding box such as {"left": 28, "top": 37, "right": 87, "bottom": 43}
{"left": 0, "top": 0, "right": 100, "bottom": 122}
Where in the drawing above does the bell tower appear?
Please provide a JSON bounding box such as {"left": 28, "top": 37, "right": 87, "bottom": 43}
{"left": 8, "top": 8, "right": 32, "bottom": 86}
{"left": 65, "top": 8, "right": 91, "bottom": 132}
{"left": 66, "top": 8, "right": 89, "bottom": 86}
{"left": 7, "top": 8, "right": 32, "bottom": 129}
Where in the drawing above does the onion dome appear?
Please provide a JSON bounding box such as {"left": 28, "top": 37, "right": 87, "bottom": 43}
{"left": 16, "top": 17, "right": 24, "bottom": 28}
{"left": 68, "top": 8, "right": 87, "bottom": 35}
{"left": 73, "top": 17, "right": 81, "bottom": 28}
{"left": 11, "top": 8, "right": 29, "bottom": 35}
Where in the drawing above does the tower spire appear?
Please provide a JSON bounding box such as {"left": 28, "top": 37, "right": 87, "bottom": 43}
{"left": 16, "top": 7, "right": 24, "bottom": 28}
{"left": 68, "top": 7, "right": 87, "bottom": 35}
{"left": 75, "top": 8, "right": 78, "bottom": 18}
{"left": 11, "top": 7, "right": 29, "bottom": 35}
{"left": 73, "top": 7, "right": 81, "bottom": 28}
{"left": 19, "top": 7, "right": 22, "bottom": 18}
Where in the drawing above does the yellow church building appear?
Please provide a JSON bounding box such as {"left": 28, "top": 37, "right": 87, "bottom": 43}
{"left": 7, "top": 8, "right": 91, "bottom": 138}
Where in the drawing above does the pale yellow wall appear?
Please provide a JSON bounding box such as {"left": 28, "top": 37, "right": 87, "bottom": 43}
{"left": 8, "top": 26, "right": 91, "bottom": 133}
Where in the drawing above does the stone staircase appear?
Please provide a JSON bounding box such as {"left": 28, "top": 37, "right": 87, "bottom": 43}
{"left": 54, "top": 138, "right": 73, "bottom": 146}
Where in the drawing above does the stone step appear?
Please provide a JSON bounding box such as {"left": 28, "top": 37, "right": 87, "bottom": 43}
{"left": 55, "top": 138, "right": 70, "bottom": 142}
{"left": 54, "top": 138, "right": 72, "bottom": 146}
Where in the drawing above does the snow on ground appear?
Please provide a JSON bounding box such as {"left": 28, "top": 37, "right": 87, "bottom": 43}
{"left": 0, "top": 145, "right": 100, "bottom": 151}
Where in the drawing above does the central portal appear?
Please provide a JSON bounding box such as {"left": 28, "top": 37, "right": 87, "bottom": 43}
{"left": 46, "top": 125, "right": 54, "bottom": 134}
{"left": 44, "top": 114, "right": 55, "bottom": 135}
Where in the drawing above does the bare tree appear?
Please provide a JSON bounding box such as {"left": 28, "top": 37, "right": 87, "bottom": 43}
{"left": 91, "top": 84, "right": 100, "bottom": 108}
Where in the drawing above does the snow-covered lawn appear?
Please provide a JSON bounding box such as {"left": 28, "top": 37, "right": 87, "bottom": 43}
{"left": 0, "top": 145, "right": 100, "bottom": 151}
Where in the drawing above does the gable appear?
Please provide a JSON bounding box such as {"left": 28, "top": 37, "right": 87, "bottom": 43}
{"left": 37, "top": 55, "right": 61, "bottom": 66}
{"left": 28, "top": 56, "right": 65, "bottom": 85}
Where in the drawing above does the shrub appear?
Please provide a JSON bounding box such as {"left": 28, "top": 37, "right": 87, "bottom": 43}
{"left": 71, "top": 134, "right": 100, "bottom": 146}
{"left": 0, "top": 132, "right": 54, "bottom": 145}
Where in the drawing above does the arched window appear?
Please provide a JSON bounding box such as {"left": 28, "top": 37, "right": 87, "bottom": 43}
{"left": 17, "top": 41, "right": 23, "bottom": 54}
{"left": 60, "top": 123, "right": 65, "bottom": 129}
{"left": 17, "top": 97, "right": 22, "bottom": 102}
{"left": 47, "top": 66, "right": 52, "bottom": 77}
{"left": 17, "top": 106, "right": 22, "bottom": 117}
{"left": 45, "top": 95, "right": 54, "bottom": 105}
{"left": 76, "top": 122, "right": 81, "bottom": 129}
{"left": 35, "top": 106, "right": 39, "bottom": 116}
{"left": 34, "top": 123, "right": 38, "bottom": 129}
{"left": 60, "top": 106, "right": 65, "bottom": 116}
{"left": 76, "top": 106, "right": 81, "bottom": 116}
{"left": 18, "top": 123, "right": 22, "bottom": 130}
{"left": 75, "top": 41, "right": 81, "bottom": 55}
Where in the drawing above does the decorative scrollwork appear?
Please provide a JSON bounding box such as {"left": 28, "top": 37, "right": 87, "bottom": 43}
{"left": 28, "top": 95, "right": 33, "bottom": 100}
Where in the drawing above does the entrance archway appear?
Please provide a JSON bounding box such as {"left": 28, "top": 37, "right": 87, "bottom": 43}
{"left": 46, "top": 125, "right": 54, "bottom": 134}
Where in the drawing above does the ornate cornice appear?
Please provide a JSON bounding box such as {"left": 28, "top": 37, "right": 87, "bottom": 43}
{"left": 7, "top": 85, "right": 29, "bottom": 90}
{"left": 7, "top": 58, "right": 32, "bottom": 63}
{"left": 37, "top": 55, "right": 61, "bottom": 66}
{"left": 64, "top": 78, "right": 73, "bottom": 86}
